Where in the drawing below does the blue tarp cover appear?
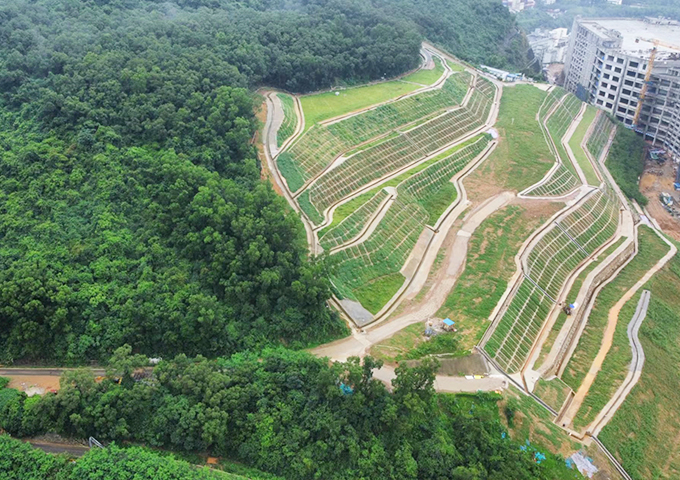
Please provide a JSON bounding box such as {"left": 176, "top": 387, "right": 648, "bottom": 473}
{"left": 443, "top": 318, "right": 455, "bottom": 326}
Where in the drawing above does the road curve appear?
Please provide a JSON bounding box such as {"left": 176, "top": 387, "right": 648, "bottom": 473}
{"left": 589, "top": 290, "right": 649, "bottom": 437}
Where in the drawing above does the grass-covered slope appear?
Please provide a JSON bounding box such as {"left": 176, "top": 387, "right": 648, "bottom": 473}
{"left": 599, "top": 243, "right": 680, "bottom": 479}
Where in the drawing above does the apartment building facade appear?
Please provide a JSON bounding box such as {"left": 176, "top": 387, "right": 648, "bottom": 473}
{"left": 563, "top": 18, "right": 680, "bottom": 157}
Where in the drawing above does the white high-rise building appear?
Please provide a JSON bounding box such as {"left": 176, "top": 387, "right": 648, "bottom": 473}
{"left": 563, "top": 18, "right": 680, "bottom": 156}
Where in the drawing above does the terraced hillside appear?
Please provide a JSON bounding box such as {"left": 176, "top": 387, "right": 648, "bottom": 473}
{"left": 484, "top": 186, "right": 620, "bottom": 372}
{"left": 521, "top": 88, "right": 583, "bottom": 198}
{"left": 274, "top": 52, "right": 499, "bottom": 318}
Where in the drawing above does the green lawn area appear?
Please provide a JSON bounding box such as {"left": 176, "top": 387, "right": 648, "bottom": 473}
{"left": 474, "top": 85, "right": 554, "bottom": 192}
{"left": 300, "top": 81, "right": 420, "bottom": 130}
{"left": 420, "top": 182, "right": 457, "bottom": 223}
{"left": 568, "top": 105, "right": 600, "bottom": 186}
{"left": 276, "top": 93, "right": 297, "bottom": 147}
{"left": 535, "top": 236, "right": 627, "bottom": 369}
{"left": 572, "top": 230, "right": 671, "bottom": 430}
{"left": 599, "top": 246, "right": 680, "bottom": 480}
{"left": 562, "top": 226, "right": 670, "bottom": 392}
{"left": 401, "top": 56, "right": 444, "bottom": 85}
{"left": 353, "top": 272, "right": 405, "bottom": 315}
{"left": 437, "top": 203, "right": 559, "bottom": 353}
{"left": 446, "top": 60, "right": 465, "bottom": 72}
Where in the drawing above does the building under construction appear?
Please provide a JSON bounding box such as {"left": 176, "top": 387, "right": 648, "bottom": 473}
{"left": 563, "top": 17, "right": 680, "bottom": 158}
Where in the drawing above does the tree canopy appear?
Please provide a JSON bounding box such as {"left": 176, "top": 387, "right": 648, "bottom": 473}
{"left": 0, "top": 348, "right": 577, "bottom": 479}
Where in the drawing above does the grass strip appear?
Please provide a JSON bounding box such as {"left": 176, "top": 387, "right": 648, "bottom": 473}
{"left": 276, "top": 152, "right": 305, "bottom": 193}
{"left": 562, "top": 226, "right": 670, "bottom": 391}
{"left": 276, "top": 93, "right": 297, "bottom": 147}
{"left": 573, "top": 231, "right": 670, "bottom": 429}
{"left": 401, "top": 56, "right": 444, "bottom": 85}
{"left": 568, "top": 105, "right": 600, "bottom": 186}
{"left": 298, "top": 190, "right": 323, "bottom": 225}
{"left": 599, "top": 249, "right": 680, "bottom": 479}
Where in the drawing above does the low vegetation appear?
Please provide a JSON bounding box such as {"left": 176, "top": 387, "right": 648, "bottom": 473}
{"left": 475, "top": 85, "right": 554, "bottom": 191}
{"left": 438, "top": 204, "right": 558, "bottom": 353}
{"left": 599, "top": 250, "right": 680, "bottom": 479}
{"left": 276, "top": 152, "right": 306, "bottom": 192}
{"left": 276, "top": 94, "right": 297, "bottom": 147}
{"left": 401, "top": 57, "right": 445, "bottom": 85}
{"left": 572, "top": 231, "right": 670, "bottom": 430}
{"left": 353, "top": 273, "right": 405, "bottom": 315}
{"left": 300, "top": 81, "right": 421, "bottom": 129}
{"left": 605, "top": 127, "right": 648, "bottom": 205}
{"left": 533, "top": 378, "right": 571, "bottom": 413}
{"left": 562, "top": 226, "right": 669, "bottom": 391}
{"left": 568, "top": 106, "right": 600, "bottom": 186}
{"left": 535, "top": 236, "right": 627, "bottom": 369}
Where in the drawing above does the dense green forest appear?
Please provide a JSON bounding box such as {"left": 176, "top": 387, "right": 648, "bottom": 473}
{"left": 0, "top": 435, "right": 277, "bottom": 480}
{"left": 0, "top": 349, "right": 577, "bottom": 479}
{"left": 0, "top": 0, "right": 534, "bottom": 363}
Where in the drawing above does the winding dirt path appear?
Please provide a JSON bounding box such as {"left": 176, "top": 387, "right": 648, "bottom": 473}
{"left": 559, "top": 225, "right": 676, "bottom": 429}
{"left": 311, "top": 191, "right": 515, "bottom": 362}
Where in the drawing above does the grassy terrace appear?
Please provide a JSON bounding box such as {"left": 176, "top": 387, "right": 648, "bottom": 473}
{"left": 474, "top": 85, "right": 553, "bottom": 192}
{"left": 307, "top": 78, "right": 493, "bottom": 215}
{"left": 285, "top": 73, "right": 471, "bottom": 187}
{"left": 568, "top": 105, "right": 600, "bottom": 186}
{"left": 486, "top": 188, "right": 620, "bottom": 372}
{"left": 319, "top": 189, "right": 390, "bottom": 251}
{"left": 401, "top": 56, "right": 444, "bottom": 85}
{"left": 299, "top": 56, "right": 449, "bottom": 130}
{"left": 437, "top": 205, "right": 557, "bottom": 354}
{"left": 318, "top": 134, "right": 486, "bottom": 237}
{"left": 300, "top": 81, "right": 420, "bottom": 129}
{"left": 571, "top": 229, "right": 671, "bottom": 430}
{"left": 599, "top": 247, "right": 680, "bottom": 479}
{"left": 535, "top": 236, "right": 627, "bottom": 369}
{"left": 276, "top": 93, "right": 297, "bottom": 147}
{"left": 330, "top": 138, "right": 490, "bottom": 313}
{"left": 522, "top": 90, "right": 582, "bottom": 197}
{"left": 562, "top": 226, "right": 670, "bottom": 392}
{"left": 586, "top": 112, "right": 616, "bottom": 164}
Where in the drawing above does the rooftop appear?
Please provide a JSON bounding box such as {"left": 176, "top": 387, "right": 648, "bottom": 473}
{"left": 579, "top": 18, "right": 680, "bottom": 58}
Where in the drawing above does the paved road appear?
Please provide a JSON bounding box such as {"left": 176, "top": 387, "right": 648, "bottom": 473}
{"left": 589, "top": 290, "right": 649, "bottom": 437}
{"left": 27, "top": 440, "right": 89, "bottom": 457}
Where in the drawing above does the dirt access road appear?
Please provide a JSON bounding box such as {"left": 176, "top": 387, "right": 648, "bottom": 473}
{"left": 312, "top": 192, "right": 515, "bottom": 394}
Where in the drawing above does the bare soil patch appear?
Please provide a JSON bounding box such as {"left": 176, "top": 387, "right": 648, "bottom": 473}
{"left": 639, "top": 159, "right": 680, "bottom": 241}
{"left": 7, "top": 375, "right": 61, "bottom": 395}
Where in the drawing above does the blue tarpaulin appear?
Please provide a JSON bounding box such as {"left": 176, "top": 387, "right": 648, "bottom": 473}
{"left": 443, "top": 318, "right": 455, "bottom": 326}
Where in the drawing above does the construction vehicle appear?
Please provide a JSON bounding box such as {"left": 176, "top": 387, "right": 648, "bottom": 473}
{"left": 632, "top": 37, "right": 680, "bottom": 128}
{"left": 660, "top": 192, "right": 674, "bottom": 207}
{"left": 562, "top": 303, "right": 577, "bottom": 316}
